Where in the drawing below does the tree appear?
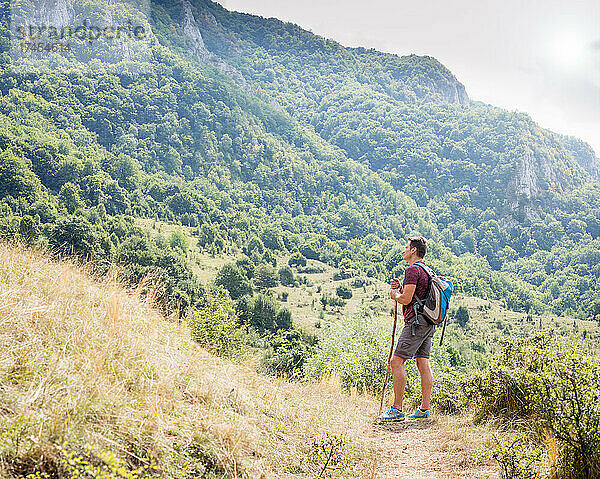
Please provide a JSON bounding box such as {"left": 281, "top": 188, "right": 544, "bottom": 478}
{"left": 288, "top": 252, "right": 307, "bottom": 267}
{"left": 250, "top": 293, "right": 279, "bottom": 331}
{"left": 276, "top": 307, "right": 292, "bottom": 330}
{"left": 198, "top": 223, "right": 217, "bottom": 248}
{"left": 0, "top": 150, "right": 41, "bottom": 201}
{"left": 58, "top": 182, "right": 84, "bottom": 214}
{"left": 236, "top": 293, "right": 293, "bottom": 334}
{"left": 188, "top": 291, "right": 241, "bottom": 356}
{"left": 109, "top": 154, "right": 140, "bottom": 191}
{"left": 261, "top": 227, "right": 284, "bottom": 251}
{"left": 589, "top": 299, "right": 600, "bottom": 323}
{"left": 254, "top": 264, "right": 279, "bottom": 289}
{"left": 235, "top": 255, "right": 255, "bottom": 279}
{"left": 336, "top": 284, "right": 352, "bottom": 299}
{"left": 247, "top": 236, "right": 265, "bottom": 256}
{"left": 168, "top": 229, "right": 189, "bottom": 254}
{"left": 320, "top": 294, "right": 328, "bottom": 310}
{"left": 49, "top": 216, "right": 98, "bottom": 258}
{"left": 278, "top": 265, "right": 295, "bottom": 286}
{"left": 215, "top": 263, "right": 252, "bottom": 300}
{"left": 18, "top": 215, "right": 38, "bottom": 244}
{"left": 456, "top": 306, "right": 470, "bottom": 328}
{"left": 262, "top": 329, "right": 314, "bottom": 378}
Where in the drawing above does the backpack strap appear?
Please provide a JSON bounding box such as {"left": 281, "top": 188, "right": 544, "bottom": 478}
{"left": 410, "top": 262, "right": 433, "bottom": 332}
{"left": 414, "top": 261, "right": 435, "bottom": 279}
{"left": 412, "top": 262, "right": 432, "bottom": 307}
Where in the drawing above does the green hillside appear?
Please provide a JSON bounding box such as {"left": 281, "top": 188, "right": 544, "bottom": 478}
{"left": 1, "top": 0, "right": 600, "bottom": 320}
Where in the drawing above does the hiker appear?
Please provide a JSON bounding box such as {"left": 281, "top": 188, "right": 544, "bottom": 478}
{"left": 380, "top": 235, "right": 433, "bottom": 422}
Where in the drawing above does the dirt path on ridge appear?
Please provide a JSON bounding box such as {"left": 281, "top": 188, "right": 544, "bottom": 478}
{"left": 362, "top": 418, "right": 499, "bottom": 479}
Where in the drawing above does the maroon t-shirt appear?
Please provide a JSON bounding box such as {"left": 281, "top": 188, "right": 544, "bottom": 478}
{"left": 402, "top": 263, "right": 430, "bottom": 323}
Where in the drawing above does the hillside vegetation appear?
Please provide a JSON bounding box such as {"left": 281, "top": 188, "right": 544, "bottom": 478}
{"left": 0, "top": 242, "right": 503, "bottom": 478}
{"left": 0, "top": 0, "right": 599, "bottom": 322}
{"left": 2, "top": 0, "right": 600, "bottom": 476}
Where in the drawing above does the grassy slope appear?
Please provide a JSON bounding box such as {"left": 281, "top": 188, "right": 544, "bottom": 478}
{"left": 0, "top": 242, "right": 506, "bottom": 478}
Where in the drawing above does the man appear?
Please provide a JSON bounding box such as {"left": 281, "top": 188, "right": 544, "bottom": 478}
{"left": 380, "top": 235, "right": 433, "bottom": 422}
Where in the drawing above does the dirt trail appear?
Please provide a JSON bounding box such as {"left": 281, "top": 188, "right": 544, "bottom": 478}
{"left": 364, "top": 419, "right": 499, "bottom": 479}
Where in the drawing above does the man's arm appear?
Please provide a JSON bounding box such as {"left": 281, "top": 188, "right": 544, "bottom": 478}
{"left": 391, "top": 284, "right": 416, "bottom": 305}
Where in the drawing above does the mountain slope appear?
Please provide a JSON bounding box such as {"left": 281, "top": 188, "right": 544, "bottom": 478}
{"left": 0, "top": 0, "right": 599, "bottom": 320}
{"left": 166, "top": 0, "right": 600, "bottom": 237}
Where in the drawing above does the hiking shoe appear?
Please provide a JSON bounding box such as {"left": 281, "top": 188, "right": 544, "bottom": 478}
{"left": 408, "top": 408, "right": 430, "bottom": 419}
{"left": 379, "top": 406, "right": 406, "bottom": 422}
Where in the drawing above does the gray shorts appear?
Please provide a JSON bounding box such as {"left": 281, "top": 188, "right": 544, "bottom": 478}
{"left": 394, "top": 319, "right": 435, "bottom": 359}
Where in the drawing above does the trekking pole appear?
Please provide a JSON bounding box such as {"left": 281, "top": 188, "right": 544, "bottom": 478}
{"left": 378, "top": 273, "right": 398, "bottom": 417}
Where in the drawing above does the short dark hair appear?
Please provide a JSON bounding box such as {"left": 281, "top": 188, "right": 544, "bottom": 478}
{"left": 408, "top": 236, "right": 427, "bottom": 258}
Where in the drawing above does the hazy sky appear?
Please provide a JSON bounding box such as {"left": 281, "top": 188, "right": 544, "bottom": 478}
{"left": 217, "top": 0, "right": 600, "bottom": 156}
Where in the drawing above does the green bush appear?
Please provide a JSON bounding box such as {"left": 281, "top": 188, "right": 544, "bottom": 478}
{"left": 262, "top": 329, "right": 316, "bottom": 379}
{"left": 336, "top": 284, "right": 352, "bottom": 299}
{"left": 307, "top": 432, "right": 348, "bottom": 479}
{"left": 168, "top": 230, "right": 189, "bottom": 254}
{"left": 215, "top": 263, "right": 252, "bottom": 300}
{"left": 468, "top": 332, "right": 600, "bottom": 479}
{"left": 278, "top": 265, "right": 295, "bottom": 286}
{"left": 288, "top": 252, "right": 307, "bottom": 267}
{"left": 455, "top": 306, "right": 470, "bottom": 328}
{"left": 254, "top": 264, "right": 279, "bottom": 289}
{"left": 235, "top": 293, "right": 292, "bottom": 333}
{"left": 188, "top": 291, "right": 242, "bottom": 357}
{"left": 235, "top": 255, "right": 255, "bottom": 279}
{"left": 489, "top": 436, "right": 543, "bottom": 479}
{"left": 303, "top": 310, "right": 391, "bottom": 393}
{"left": 428, "top": 368, "right": 471, "bottom": 414}
{"left": 320, "top": 294, "right": 346, "bottom": 309}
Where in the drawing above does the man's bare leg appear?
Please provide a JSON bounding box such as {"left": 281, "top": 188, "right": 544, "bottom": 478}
{"left": 416, "top": 357, "right": 433, "bottom": 410}
{"left": 390, "top": 355, "right": 407, "bottom": 410}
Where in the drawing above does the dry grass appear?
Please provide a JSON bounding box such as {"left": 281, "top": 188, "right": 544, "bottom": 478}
{"left": 0, "top": 242, "right": 382, "bottom": 478}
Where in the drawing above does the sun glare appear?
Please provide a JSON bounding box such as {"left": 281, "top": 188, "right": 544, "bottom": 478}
{"left": 551, "top": 31, "right": 588, "bottom": 69}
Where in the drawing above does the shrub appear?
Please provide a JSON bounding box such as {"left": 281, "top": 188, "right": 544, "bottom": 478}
{"left": 262, "top": 329, "right": 316, "bottom": 378}
{"left": 236, "top": 293, "right": 292, "bottom": 333}
{"left": 246, "top": 236, "right": 264, "bottom": 255}
{"left": 327, "top": 296, "right": 346, "bottom": 308}
{"left": 307, "top": 433, "right": 348, "bottom": 479}
{"left": 188, "top": 291, "right": 242, "bottom": 356}
{"left": 468, "top": 332, "right": 600, "bottom": 479}
{"left": 168, "top": 230, "right": 189, "bottom": 254}
{"left": 276, "top": 308, "right": 292, "bottom": 330}
{"left": 303, "top": 311, "right": 391, "bottom": 393}
{"left": 49, "top": 216, "right": 98, "bottom": 259}
{"left": 278, "top": 265, "right": 295, "bottom": 286}
{"left": 489, "top": 436, "right": 543, "bottom": 479}
{"left": 297, "top": 264, "right": 325, "bottom": 274}
{"left": 235, "top": 255, "right": 255, "bottom": 279}
{"left": 455, "top": 306, "right": 470, "bottom": 328}
{"left": 299, "top": 243, "right": 319, "bottom": 260}
{"left": 289, "top": 252, "right": 307, "bottom": 267}
{"left": 336, "top": 284, "right": 352, "bottom": 299}
{"left": 18, "top": 215, "right": 38, "bottom": 245}
{"left": 215, "top": 263, "right": 252, "bottom": 300}
{"left": 428, "top": 368, "right": 471, "bottom": 413}
{"left": 260, "top": 227, "right": 284, "bottom": 251}
{"left": 351, "top": 277, "right": 369, "bottom": 288}
{"left": 254, "top": 264, "right": 279, "bottom": 289}
{"left": 333, "top": 268, "right": 357, "bottom": 281}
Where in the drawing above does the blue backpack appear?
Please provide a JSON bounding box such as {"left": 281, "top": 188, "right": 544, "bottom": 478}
{"left": 412, "top": 262, "right": 454, "bottom": 346}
